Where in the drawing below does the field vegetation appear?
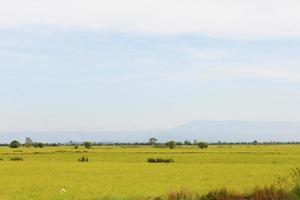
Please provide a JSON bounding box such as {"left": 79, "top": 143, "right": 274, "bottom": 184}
{"left": 0, "top": 144, "right": 300, "bottom": 199}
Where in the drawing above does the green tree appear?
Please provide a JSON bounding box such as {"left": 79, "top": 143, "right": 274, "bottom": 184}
{"left": 33, "top": 142, "right": 44, "bottom": 148}
{"left": 38, "top": 142, "right": 44, "bottom": 148}
{"left": 10, "top": 140, "right": 21, "bottom": 148}
{"left": 197, "top": 142, "right": 208, "bottom": 149}
{"left": 165, "top": 141, "right": 176, "bottom": 149}
{"left": 149, "top": 137, "right": 158, "bottom": 145}
{"left": 83, "top": 141, "right": 92, "bottom": 149}
{"left": 184, "top": 140, "right": 192, "bottom": 145}
{"left": 24, "top": 137, "right": 33, "bottom": 147}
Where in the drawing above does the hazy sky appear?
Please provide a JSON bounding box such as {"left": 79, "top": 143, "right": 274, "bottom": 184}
{"left": 1, "top": 0, "right": 300, "bottom": 132}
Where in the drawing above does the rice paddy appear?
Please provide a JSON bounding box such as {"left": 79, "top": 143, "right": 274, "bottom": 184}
{"left": 0, "top": 144, "right": 299, "bottom": 200}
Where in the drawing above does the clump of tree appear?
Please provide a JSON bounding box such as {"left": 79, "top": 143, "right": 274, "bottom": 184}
{"left": 197, "top": 142, "right": 209, "bottom": 149}
{"left": 184, "top": 140, "right": 192, "bottom": 145}
{"left": 24, "top": 137, "right": 33, "bottom": 147}
{"left": 34, "top": 142, "right": 44, "bottom": 148}
{"left": 149, "top": 137, "right": 158, "bottom": 145}
{"left": 165, "top": 141, "right": 176, "bottom": 149}
{"left": 9, "top": 140, "right": 21, "bottom": 148}
{"left": 83, "top": 141, "right": 92, "bottom": 149}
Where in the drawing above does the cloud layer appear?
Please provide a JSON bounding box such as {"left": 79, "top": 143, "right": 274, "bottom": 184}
{"left": 1, "top": 0, "right": 300, "bottom": 39}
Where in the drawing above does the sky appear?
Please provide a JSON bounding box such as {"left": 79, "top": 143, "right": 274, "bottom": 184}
{"left": 1, "top": 0, "right": 300, "bottom": 132}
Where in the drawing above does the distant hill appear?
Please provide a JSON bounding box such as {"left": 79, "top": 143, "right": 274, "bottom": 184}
{"left": 165, "top": 120, "right": 300, "bottom": 142}
{"left": 1, "top": 121, "right": 300, "bottom": 143}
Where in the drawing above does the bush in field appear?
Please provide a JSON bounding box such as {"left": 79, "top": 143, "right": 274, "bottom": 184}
{"left": 74, "top": 145, "right": 79, "bottom": 149}
{"left": 9, "top": 140, "right": 21, "bottom": 148}
{"left": 78, "top": 156, "right": 89, "bottom": 162}
{"left": 147, "top": 158, "right": 174, "bottom": 163}
{"left": 10, "top": 157, "right": 23, "bottom": 161}
{"left": 197, "top": 142, "right": 208, "bottom": 149}
{"left": 147, "top": 158, "right": 156, "bottom": 163}
{"left": 83, "top": 141, "right": 92, "bottom": 149}
{"left": 38, "top": 142, "right": 44, "bottom": 148}
{"left": 165, "top": 141, "right": 176, "bottom": 149}
{"left": 34, "top": 142, "right": 44, "bottom": 148}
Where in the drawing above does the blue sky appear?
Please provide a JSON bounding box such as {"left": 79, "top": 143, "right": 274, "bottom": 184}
{"left": 1, "top": 0, "right": 300, "bottom": 132}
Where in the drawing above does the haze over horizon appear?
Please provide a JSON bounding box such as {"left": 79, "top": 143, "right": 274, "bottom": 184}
{"left": 1, "top": 0, "right": 300, "bottom": 133}
{"left": 2, "top": 120, "right": 300, "bottom": 143}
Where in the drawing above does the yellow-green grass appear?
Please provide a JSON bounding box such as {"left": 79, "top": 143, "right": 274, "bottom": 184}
{"left": 0, "top": 145, "right": 299, "bottom": 200}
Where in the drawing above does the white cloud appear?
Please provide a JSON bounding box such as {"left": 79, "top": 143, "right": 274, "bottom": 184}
{"left": 1, "top": 0, "right": 300, "bottom": 39}
{"left": 156, "top": 64, "right": 300, "bottom": 82}
{"left": 180, "top": 47, "right": 236, "bottom": 61}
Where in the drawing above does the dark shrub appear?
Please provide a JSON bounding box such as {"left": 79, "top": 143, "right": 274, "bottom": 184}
{"left": 9, "top": 140, "right": 21, "bottom": 148}
{"left": 83, "top": 141, "right": 92, "bottom": 149}
{"left": 33, "top": 142, "right": 44, "bottom": 148}
{"left": 199, "top": 188, "right": 243, "bottom": 200}
{"left": 163, "top": 158, "right": 174, "bottom": 163}
{"left": 74, "top": 145, "right": 79, "bottom": 149}
{"left": 39, "top": 143, "right": 44, "bottom": 148}
{"left": 165, "top": 141, "right": 176, "bottom": 149}
{"left": 147, "top": 158, "right": 156, "bottom": 163}
{"left": 10, "top": 157, "right": 23, "bottom": 161}
{"left": 78, "top": 156, "right": 89, "bottom": 162}
{"left": 147, "top": 158, "right": 174, "bottom": 163}
{"left": 197, "top": 142, "right": 208, "bottom": 149}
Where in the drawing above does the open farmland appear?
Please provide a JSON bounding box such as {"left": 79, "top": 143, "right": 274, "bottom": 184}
{"left": 0, "top": 145, "right": 300, "bottom": 200}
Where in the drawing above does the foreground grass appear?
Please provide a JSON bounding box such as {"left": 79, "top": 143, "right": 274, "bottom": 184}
{"left": 0, "top": 145, "right": 300, "bottom": 199}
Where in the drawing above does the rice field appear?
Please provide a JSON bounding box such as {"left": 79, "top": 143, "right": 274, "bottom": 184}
{"left": 0, "top": 144, "right": 300, "bottom": 200}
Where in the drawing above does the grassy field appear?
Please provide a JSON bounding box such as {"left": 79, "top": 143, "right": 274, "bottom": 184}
{"left": 0, "top": 145, "right": 300, "bottom": 200}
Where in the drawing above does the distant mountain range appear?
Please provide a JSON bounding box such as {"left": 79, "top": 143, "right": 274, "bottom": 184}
{"left": 1, "top": 121, "right": 300, "bottom": 143}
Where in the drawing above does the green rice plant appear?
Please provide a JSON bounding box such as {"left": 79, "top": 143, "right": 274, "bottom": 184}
{"left": 0, "top": 145, "right": 300, "bottom": 199}
{"left": 290, "top": 184, "right": 300, "bottom": 200}
{"left": 248, "top": 185, "right": 290, "bottom": 200}
{"left": 167, "top": 188, "right": 193, "bottom": 200}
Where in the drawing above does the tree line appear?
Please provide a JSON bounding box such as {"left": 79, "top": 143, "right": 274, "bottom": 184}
{"left": 2, "top": 137, "right": 300, "bottom": 149}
